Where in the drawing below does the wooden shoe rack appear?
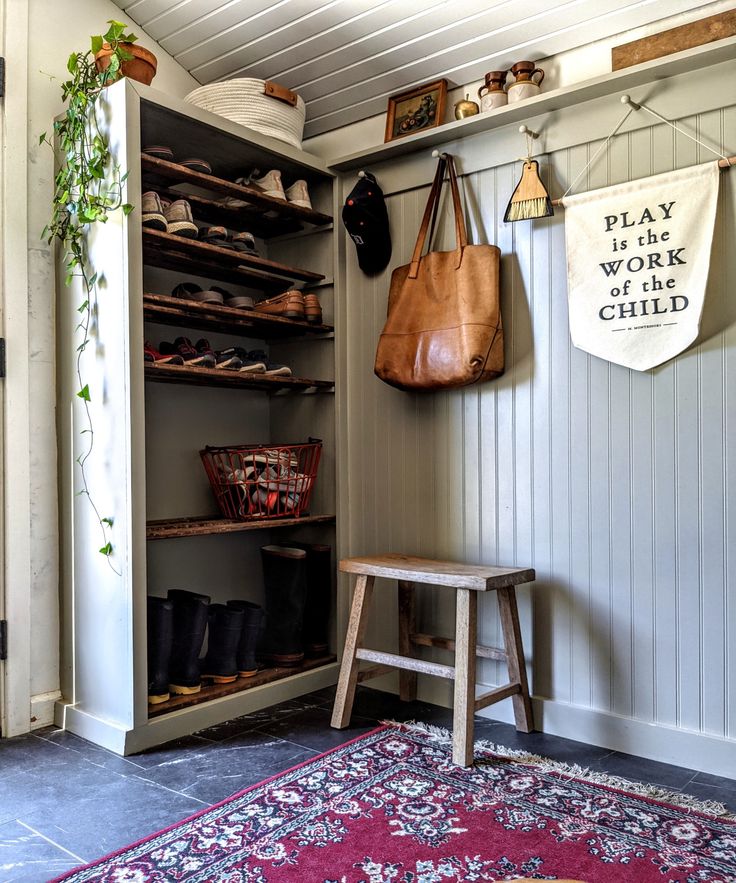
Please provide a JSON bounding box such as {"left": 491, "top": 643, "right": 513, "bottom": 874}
{"left": 55, "top": 80, "right": 342, "bottom": 755}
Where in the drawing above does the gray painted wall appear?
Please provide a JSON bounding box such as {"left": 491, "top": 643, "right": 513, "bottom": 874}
{"left": 336, "top": 58, "right": 736, "bottom": 776}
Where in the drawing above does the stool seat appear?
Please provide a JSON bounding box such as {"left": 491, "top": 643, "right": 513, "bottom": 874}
{"left": 332, "top": 554, "right": 536, "bottom": 766}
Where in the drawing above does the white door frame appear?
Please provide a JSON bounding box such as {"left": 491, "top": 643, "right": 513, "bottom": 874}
{"left": 0, "top": 0, "right": 31, "bottom": 738}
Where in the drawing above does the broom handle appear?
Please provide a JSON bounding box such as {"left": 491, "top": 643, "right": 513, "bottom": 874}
{"left": 551, "top": 155, "right": 736, "bottom": 207}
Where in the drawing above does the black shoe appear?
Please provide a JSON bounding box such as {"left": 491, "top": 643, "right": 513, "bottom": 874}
{"left": 167, "top": 589, "right": 210, "bottom": 695}
{"left": 258, "top": 545, "right": 307, "bottom": 666}
{"left": 227, "top": 600, "right": 264, "bottom": 677}
{"left": 147, "top": 596, "right": 174, "bottom": 704}
{"left": 200, "top": 604, "right": 245, "bottom": 683}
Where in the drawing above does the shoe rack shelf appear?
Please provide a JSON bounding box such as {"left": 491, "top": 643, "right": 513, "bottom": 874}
{"left": 142, "top": 228, "right": 324, "bottom": 291}
{"left": 141, "top": 153, "right": 333, "bottom": 237}
{"left": 147, "top": 514, "right": 336, "bottom": 541}
{"left": 143, "top": 293, "right": 334, "bottom": 338}
{"left": 56, "top": 80, "right": 342, "bottom": 756}
{"left": 144, "top": 362, "right": 334, "bottom": 393}
{"left": 148, "top": 654, "right": 337, "bottom": 718}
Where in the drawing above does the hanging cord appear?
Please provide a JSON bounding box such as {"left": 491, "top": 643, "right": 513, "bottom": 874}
{"left": 634, "top": 98, "right": 731, "bottom": 163}
{"left": 561, "top": 106, "right": 634, "bottom": 199}
{"left": 561, "top": 98, "right": 734, "bottom": 202}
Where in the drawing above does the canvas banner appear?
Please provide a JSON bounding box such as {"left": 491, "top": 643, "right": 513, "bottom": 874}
{"left": 561, "top": 162, "right": 719, "bottom": 371}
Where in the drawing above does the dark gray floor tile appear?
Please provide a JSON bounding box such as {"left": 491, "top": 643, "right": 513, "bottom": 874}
{"left": 472, "top": 719, "right": 615, "bottom": 767}
{"left": 16, "top": 761, "right": 204, "bottom": 863}
{"left": 680, "top": 780, "right": 736, "bottom": 812}
{"left": 255, "top": 704, "right": 377, "bottom": 752}
{"left": 129, "top": 734, "right": 215, "bottom": 768}
{"left": 587, "top": 749, "right": 697, "bottom": 790}
{"left": 0, "top": 819, "right": 79, "bottom": 883}
{"left": 193, "top": 698, "right": 311, "bottom": 741}
{"left": 692, "top": 769, "right": 736, "bottom": 788}
{"left": 305, "top": 685, "right": 337, "bottom": 705}
{"left": 35, "top": 728, "right": 146, "bottom": 774}
{"left": 0, "top": 733, "right": 73, "bottom": 777}
{"left": 133, "top": 730, "right": 315, "bottom": 802}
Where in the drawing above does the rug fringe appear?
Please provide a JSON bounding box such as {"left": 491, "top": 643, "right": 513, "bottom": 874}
{"left": 381, "top": 719, "right": 735, "bottom": 820}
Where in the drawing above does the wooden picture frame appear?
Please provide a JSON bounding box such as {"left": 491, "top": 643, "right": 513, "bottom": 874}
{"left": 384, "top": 79, "right": 448, "bottom": 142}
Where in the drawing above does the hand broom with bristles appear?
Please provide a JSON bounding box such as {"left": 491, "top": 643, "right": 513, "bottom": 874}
{"left": 504, "top": 159, "right": 554, "bottom": 222}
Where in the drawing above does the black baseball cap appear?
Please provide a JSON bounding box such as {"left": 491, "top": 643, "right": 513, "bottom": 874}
{"left": 342, "top": 172, "right": 392, "bottom": 275}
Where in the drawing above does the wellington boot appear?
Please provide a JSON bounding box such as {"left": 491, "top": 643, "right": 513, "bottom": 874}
{"left": 200, "top": 603, "right": 244, "bottom": 684}
{"left": 227, "top": 600, "right": 264, "bottom": 677}
{"left": 167, "top": 589, "right": 210, "bottom": 695}
{"left": 258, "top": 545, "right": 307, "bottom": 666}
{"left": 288, "top": 543, "right": 332, "bottom": 656}
{"left": 147, "top": 596, "right": 174, "bottom": 704}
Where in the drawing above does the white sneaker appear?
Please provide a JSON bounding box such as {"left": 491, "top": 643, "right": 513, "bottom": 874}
{"left": 250, "top": 169, "right": 286, "bottom": 201}
{"left": 284, "top": 179, "right": 312, "bottom": 210}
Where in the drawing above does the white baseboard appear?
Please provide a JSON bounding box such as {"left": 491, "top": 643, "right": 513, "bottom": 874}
{"left": 30, "top": 690, "right": 62, "bottom": 729}
{"left": 366, "top": 676, "right": 736, "bottom": 780}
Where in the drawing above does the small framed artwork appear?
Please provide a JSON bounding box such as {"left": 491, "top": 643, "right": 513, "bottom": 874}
{"left": 384, "top": 79, "right": 448, "bottom": 142}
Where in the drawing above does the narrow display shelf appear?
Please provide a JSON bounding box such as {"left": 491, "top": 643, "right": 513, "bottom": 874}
{"left": 141, "top": 154, "right": 333, "bottom": 234}
{"left": 144, "top": 361, "right": 334, "bottom": 392}
{"left": 143, "top": 292, "right": 333, "bottom": 338}
{"left": 142, "top": 228, "right": 325, "bottom": 290}
{"left": 146, "top": 513, "right": 337, "bottom": 540}
{"left": 148, "top": 654, "right": 337, "bottom": 717}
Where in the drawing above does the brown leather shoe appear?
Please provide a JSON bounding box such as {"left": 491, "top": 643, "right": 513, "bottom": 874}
{"left": 253, "top": 290, "right": 305, "bottom": 320}
{"left": 303, "top": 293, "right": 322, "bottom": 324}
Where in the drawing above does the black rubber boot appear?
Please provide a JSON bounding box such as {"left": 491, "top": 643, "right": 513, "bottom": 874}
{"left": 227, "top": 600, "right": 264, "bottom": 677}
{"left": 289, "top": 543, "right": 332, "bottom": 656}
{"left": 147, "top": 596, "right": 174, "bottom": 704}
{"left": 200, "top": 603, "right": 244, "bottom": 684}
{"left": 258, "top": 545, "right": 307, "bottom": 666}
{"left": 167, "top": 589, "right": 210, "bottom": 695}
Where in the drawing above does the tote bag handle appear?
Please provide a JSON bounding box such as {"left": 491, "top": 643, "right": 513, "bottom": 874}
{"left": 408, "top": 154, "right": 468, "bottom": 279}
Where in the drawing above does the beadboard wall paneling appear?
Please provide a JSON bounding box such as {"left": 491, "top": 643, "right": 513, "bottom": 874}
{"left": 340, "top": 105, "right": 736, "bottom": 757}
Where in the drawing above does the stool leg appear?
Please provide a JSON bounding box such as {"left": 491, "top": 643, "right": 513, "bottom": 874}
{"left": 497, "top": 586, "right": 534, "bottom": 733}
{"left": 398, "top": 580, "right": 417, "bottom": 702}
{"left": 452, "top": 588, "right": 477, "bottom": 766}
{"left": 331, "top": 575, "right": 375, "bottom": 729}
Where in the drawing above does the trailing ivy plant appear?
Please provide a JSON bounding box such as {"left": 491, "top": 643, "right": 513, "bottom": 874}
{"left": 40, "top": 21, "right": 138, "bottom": 571}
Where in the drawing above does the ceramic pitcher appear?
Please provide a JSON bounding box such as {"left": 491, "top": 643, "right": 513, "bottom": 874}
{"left": 506, "top": 61, "right": 544, "bottom": 103}
{"left": 478, "top": 70, "right": 508, "bottom": 112}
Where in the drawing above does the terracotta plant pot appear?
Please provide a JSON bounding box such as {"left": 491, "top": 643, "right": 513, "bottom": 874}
{"left": 95, "top": 43, "right": 157, "bottom": 86}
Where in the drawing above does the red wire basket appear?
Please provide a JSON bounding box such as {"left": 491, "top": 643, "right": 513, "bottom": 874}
{"left": 200, "top": 439, "right": 322, "bottom": 521}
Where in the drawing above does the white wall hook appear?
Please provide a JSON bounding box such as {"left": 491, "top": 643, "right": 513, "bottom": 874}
{"left": 357, "top": 170, "right": 367, "bottom": 178}
{"left": 431, "top": 149, "right": 448, "bottom": 159}
{"left": 620, "top": 94, "right": 641, "bottom": 110}
{"left": 519, "top": 124, "right": 540, "bottom": 139}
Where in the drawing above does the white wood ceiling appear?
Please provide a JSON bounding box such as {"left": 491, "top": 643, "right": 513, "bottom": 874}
{"left": 114, "top": 0, "right": 716, "bottom": 137}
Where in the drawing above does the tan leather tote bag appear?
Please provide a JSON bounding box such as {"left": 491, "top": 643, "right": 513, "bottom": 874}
{"left": 374, "top": 155, "right": 503, "bottom": 391}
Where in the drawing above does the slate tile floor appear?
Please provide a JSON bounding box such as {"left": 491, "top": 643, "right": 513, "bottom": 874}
{"left": 1, "top": 686, "right": 735, "bottom": 882}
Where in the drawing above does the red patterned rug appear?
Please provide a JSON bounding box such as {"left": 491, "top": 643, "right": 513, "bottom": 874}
{"left": 54, "top": 722, "right": 736, "bottom": 882}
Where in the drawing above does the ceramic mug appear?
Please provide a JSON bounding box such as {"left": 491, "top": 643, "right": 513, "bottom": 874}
{"left": 506, "top": 61, "right": 544, "bottom": 104}
{"left": 478, "top": 70, "right": 508, "bottom": 112}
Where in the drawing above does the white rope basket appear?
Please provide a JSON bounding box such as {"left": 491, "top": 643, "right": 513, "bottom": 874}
{"left": 184, "top": 79, "right": 306, "bottom": 150}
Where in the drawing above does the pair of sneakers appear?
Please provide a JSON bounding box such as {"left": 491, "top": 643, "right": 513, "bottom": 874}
{"left": 198, "top": 226, "right": 258, "bottom": 256}
{"left": 216, "top": 347, "right": 292, "bottom": 376}
{"left": 157, "top": 337, "right": 243, "bottom": 371}
{"left": 142, "top": 192, "right": 197, "bottom": 238}
{"left": 226, "top": 170, "right": 311, "bottom": 210}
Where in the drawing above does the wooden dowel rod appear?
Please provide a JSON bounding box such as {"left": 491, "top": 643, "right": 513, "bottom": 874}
{"left": 551, "top": 155, "right": 735, "bottom": 208}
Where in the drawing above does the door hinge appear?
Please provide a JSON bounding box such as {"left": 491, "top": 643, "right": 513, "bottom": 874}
{"left": 0, "top": 621, "right": 6, "bottom": 661}
{"left": 0, "top": 58, "right": 5, "bottom": 99}
{"left": 0, "top": 339, "right": 6, "bottom": 378}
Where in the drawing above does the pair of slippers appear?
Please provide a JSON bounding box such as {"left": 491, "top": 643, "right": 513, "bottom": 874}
{"left": 172, "top": 282, "right": 254, "bottom": 311}
{"left": 198, "top": 225, "right": 259, "bottom": 256}
{"left": 143, "top": 145, "right": 212, "bottom": 176}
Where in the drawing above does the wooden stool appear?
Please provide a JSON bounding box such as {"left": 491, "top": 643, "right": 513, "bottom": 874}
{"left": 331, "top": 554, "right": 536, "bottom": 766}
